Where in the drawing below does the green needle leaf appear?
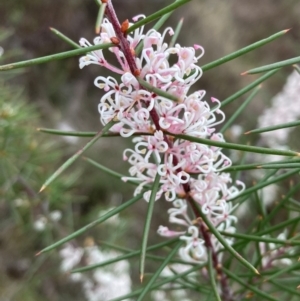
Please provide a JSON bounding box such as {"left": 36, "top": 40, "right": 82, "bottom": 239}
{"left": 208, "top": 250, "right": 222, "bottom": 301}
{"left": 71, "top": 238, "right": 180, "bottom": 273}
{"left": 169, "top": 18, "right": 184, "bottom": 48}
{"left": 270, "top": 279, "right": 300, "bottom": 297}
{"left": 253, "top": 163, "right": 300, "bottom": 169}
{"left": 260, "top": 182, "right": 300, "bottom": 228}
{"left": 73, "top": 251, "right": 139, "bottom": 273}
{"left": 245, "top": 120, "right": 300, "bottom": 135}
{"left": 166, "top": 132, "right": 300, "bottom": 157}
{"left": 134, "top": 0, "right": 180, "bottom": 55}
{"left": 109, "top": 264, "right": 199, "bottom": 301}
{"left": 127, "top": 0, "right": 191, "bottom": 34}
{"left": 95, "top": 2, "right": 107, "bottom": 34}
{"left": 197, "top": 203, "right": 260, "bottom": 275}
{"left": 229, "top": 168, "right": 300, "bottom": 202}
{"left": 220, "top": 86, "right": 260, "bottom": 133}
{"left": 99, "top": 237, "right": 179, "bottom": 254}
{"left": 202, "top": 29, "right": 289, "bottom": 72}
{"left": 137, "top": 76, "right": 179, "bottom": 102}
{"left": 0, "top": 42, "right": 113, "bottom": 71}
{"left": 263, "top": 262, "right": 300, "bottom": 282}
{"left": 36, "top": 192, "right": 143, "bottom": 255}
{"left": 220, "top": 231, "right": 300, "bottom": 247}
{"left": 39, "top": 121, "right": 116, "bottom": 192}
{"left": 49, "top": 27, "right": 81, "bottom": 49}
{"left": 243, "top": 54, "right": 300, "bottom": 75}
{"left": 137, "top": 241, "right": 183, "bottom": 301}
{"left": 37, "top": 127, "right": 152, "bottom": 137}
{"left": 84, "top": 157, "right": 144, "bottom": 187}
{"left": 140, "top": 172, "right": 161, "bottom": 282}
{"left": 223, "top": 268, "right": 279, "bottom": 301}
{"left": 152, "top": 9, "right": 173, "bottom": 32}
{"left": 233, "top": 216, "right": 300, "bottom": 251}
{"left": 38, "top": 128, "right": 98, "bottom": 137}
{"left": 220, "top": 69, "right": 278, "bottom": 108}
{"left": 224, "top": 159, "right": 300, "bottom": 172}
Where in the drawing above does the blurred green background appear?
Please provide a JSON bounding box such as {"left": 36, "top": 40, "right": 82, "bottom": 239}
{"left": 1, "top": 0, "right": 300, "bottom": 300}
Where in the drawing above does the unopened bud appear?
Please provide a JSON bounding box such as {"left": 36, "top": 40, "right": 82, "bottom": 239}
{"left": 110, "top": 37, "right": 120, "bottom": 45}
{"left": 121, "top": 19, "right": 129, "bottom": 33}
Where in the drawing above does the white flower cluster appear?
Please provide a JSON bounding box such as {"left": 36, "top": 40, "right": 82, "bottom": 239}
{"left": 79, "top": 14, "right": 244, "bottom": 263}
{"left": 60, "top": 243, "right": 131, "bottom": 301}
{"left": 33, "top": 210, "right": 62, "bottom": 232}
{"left": 258, "top": 70, "right": 300, "bottom": 148}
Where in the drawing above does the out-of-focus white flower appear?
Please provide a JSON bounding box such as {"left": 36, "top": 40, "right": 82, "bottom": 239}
{"left": 33, "top": 216, "right": 47, "bottom": 231}
{"left": 59, "top": 244, "right": 131, "bottom": 301}
{"left": 49, "top": 210, "right": 62, "bottom": 222}
{"left": 229, "top": 125, "right": 243, "bottom": 142}
{"left": 57, "top": 121, "right": 79, "bottom": 144}
{"left": 261, "top": 184, "right": 279, "bottom": 207}
{"left": 59, "top": 244, "right": 84, "bottom": 272}
{"left": 98, "top": 207, "right": 120, "bottom": 226}
{"left": 259, "top": 232, "right": 293, "bottom": 268}
{"left": 14, "top": 198, "right": 28, "bottom": 207}
{"left": 33, "top": 210, "right": 62, "bottom": 232}
{"left": 258, "top": 70, "right": 300, "bottom": 148}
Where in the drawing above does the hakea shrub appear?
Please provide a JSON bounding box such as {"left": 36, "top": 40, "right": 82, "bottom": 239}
{"left": 79, "top": 2, "right": 244, "bottom": 264}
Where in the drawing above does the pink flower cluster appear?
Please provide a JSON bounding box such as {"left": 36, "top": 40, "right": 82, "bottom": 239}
{"left": 80, "top": 15, "right": 244, "bottom": 263}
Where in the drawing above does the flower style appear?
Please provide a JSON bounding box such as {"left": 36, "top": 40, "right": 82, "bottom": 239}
{"left": 79, "top": 6, "right": 244, "bottom": 265}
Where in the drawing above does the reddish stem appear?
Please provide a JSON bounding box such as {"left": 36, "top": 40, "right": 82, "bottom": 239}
{"left": 104, "top": 0, "right": 139, "bottom": 75}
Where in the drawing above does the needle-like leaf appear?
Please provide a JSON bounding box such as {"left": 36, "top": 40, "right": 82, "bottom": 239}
{"left": 220, "top": 86, "right": 260, "bottom": 133}
{"left": 49, "top": 27, "right": 81, "bottom": 49}
{"left": 220, "top": 69, "right": 278, "bottom": 108}
{"left": 169, "top": 18, "right": 184, "bottom": 48}
{"left": 243, "top": 55, "right": 300, "bottom": 75}
{"left": 137, "top": 241, "right": 183, "bottom": 301}
{"left": 39, "top": 121, "right": 116, "bottom": 192}
{"left": 197, "top": 202, "right": 259, "bottom": 275}
{"left": 140, "top": 172, "right": 161, "bottom": 282}
{"left": 167, "top": 132, "right": 300, "bottom": 157}
{"left": 202, "top": 29, "right": 289, "bottom": 72}
{"left": 71, "top": 238, "right": 180, "bottom": 273}
{"left": 84, "top": 157, "right": 144, "bottom": 187}
{"left": 95, "top": 2, "right": 107, "bottom": 34}
{"left": 208, "top": 250, "right": 222, "bottom": 301}
{"left": 0, "top": 42, "right": 113, "bottom": 71}
{"left": 36, "top": 192, "right": 143, "bottom": 255}
{"left": 126, "top": 0, "right": 191, "bottom": 34}
{"left": 223, "top": 268, "right": 279, "bottom": 301}
{"left": 137, "top": 76, "right": 179, "bottom": 102}
{"left": 245, "top": 120, "right": 300, "bottom": 135}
